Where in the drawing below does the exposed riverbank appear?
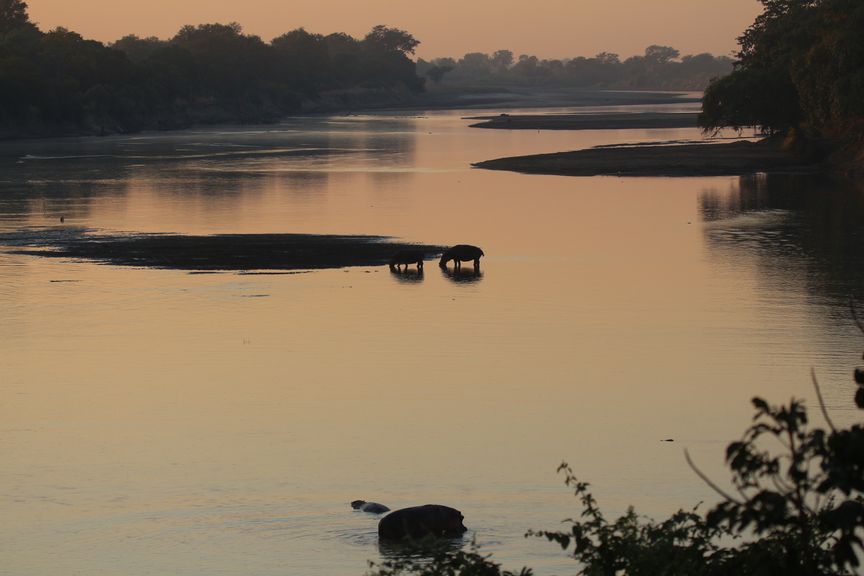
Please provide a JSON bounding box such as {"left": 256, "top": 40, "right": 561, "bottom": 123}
{"left": 473, "top": 139, "right": 818, "bottom": 177}
{"left": 1, "top": 230, "right": 445, "bottom": 271}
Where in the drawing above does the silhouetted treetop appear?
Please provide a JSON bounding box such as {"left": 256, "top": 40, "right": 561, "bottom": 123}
{"left": 363, "top": 25, "right": 419, "bottom": 55}
{"left": 416, "top": 45, "right": 732, "bottom": 90}
{"left": 110, "top": 35, "right": 164, "bottom": 62}
{"left": 0, "top": 0, "right": 29, "bottom": 33}
{"left": 644, "top": 45, "right": 680, "bottom": 64}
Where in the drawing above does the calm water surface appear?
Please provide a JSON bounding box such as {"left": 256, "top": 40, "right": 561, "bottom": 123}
{"left": 1, "top": 107, "right": 863, "bottom": 576}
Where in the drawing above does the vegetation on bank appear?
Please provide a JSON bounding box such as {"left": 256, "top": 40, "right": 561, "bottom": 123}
{"left": 368, "top": 310, "right": 864, "bottom": 575}
{"left": 1, "top": 0, "right": 732, "bottom": 139}
{"left": 417, "top": 46, "right": 732, "bottom": 91}
{"left": 0, "top": 0, "right": 423, "bottom": 137}
{"left": 699, "top": 0, "right": 864, "bottom": 172}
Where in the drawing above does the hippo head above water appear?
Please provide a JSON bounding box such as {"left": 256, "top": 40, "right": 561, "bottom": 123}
{"left": 351, "top": 500, "right": 390, "bottom": 514}
{"left": 378, "top": 504, "right": 468, "bottom": 541}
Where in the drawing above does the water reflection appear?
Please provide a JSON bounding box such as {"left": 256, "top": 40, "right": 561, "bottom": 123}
{"left": 440, "top": 267, "right": 484, "bottom": 284}
{"left": 701, "top": 174, "right": 864, "bottom": 303}
{"left": 0, "top": 120, "right": 420, "bottom": 231}
{"left": 5, "top": 114, "right": 864, "bottom": 576}
{"left": 0, "top": 177, "right": 132, "bottom": 223}
{"left": 377, "top": 535, "right": 467, "bottom": 561}
{"left": 390, "top": 268, "right": 425, "bottom": 284}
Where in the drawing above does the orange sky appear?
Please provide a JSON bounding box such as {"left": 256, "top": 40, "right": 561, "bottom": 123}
{"left": 26, "top": 0, "right": 762, "bottom": 59}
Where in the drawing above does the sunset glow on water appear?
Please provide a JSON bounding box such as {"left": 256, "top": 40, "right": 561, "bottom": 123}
{"left": 2, "top": 110, "right": 862, "bottom": 574}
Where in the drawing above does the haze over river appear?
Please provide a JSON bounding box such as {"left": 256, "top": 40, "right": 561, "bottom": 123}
{"left": 2, "top": 103, "right": 863, "bottom": 575}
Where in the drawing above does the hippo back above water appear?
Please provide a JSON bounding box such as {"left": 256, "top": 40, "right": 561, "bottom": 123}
{"left": 378, "top": 504, "right": 467, "bottom": 540}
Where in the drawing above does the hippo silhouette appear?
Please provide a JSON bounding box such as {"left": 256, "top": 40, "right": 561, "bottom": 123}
{"left": 351, "top": 500, "right": 390, "bottom": 514}
{"left": 389, "top": 250, "right": 425, "bottom": 272}
{"left": 439, "top": 245, "right": 483, "bottom": 271}
{"left": 378, "top": 504, "right": 468, "bottom": 540}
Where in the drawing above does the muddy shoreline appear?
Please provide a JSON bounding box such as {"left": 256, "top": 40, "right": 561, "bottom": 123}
{"left": 2, "top": 230, "right": 446, "bottom": 271}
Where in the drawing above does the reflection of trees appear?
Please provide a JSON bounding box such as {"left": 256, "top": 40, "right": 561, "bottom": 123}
{"left": 0, "top": 116, "right": 420, "bottom": 224}
{"left": 700, "top": 174, "right": 864, "bottom": 303}
{"left": 0, "top": 162, "right": 134, "bottom": 223}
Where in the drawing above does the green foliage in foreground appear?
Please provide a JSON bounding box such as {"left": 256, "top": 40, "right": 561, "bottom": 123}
{"left": 368, "top": 315, "right": 864, "bottom": 576}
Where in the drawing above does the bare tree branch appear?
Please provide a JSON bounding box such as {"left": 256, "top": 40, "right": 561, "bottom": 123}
{"left": 811, "top": 368, "right": 837, "bottom": 433}
{"left": 685, "top": 449, "right": 742, "bottom": 504}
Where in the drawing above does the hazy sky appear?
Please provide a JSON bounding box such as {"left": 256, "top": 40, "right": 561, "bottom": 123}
{"left": 27, "top": 0, "right": 762, "bottom": 59}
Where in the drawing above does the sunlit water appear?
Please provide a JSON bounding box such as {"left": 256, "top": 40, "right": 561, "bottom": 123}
{"left": 1, "top": 105, "right": 863, "bottom": 576}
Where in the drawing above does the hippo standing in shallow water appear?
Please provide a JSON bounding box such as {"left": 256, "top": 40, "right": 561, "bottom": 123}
{"left": 378, "top": 504, "right": 468, "bottom": 540}
{"left": 439, "top": 245, "right": 483, "bottom": 271}
{"left": 389, "top": 250, "right": 425, "bottom": 272}
{"left": 351, "top": 500, "right": 390, "bottom": 514}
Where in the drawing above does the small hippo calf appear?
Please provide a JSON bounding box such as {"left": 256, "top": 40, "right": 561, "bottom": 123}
{"left": 389, "top": 250, "right": 425, "bottom": 272}
{"left": 378, "top": 504, "right": 467, "bottom": 540}
{"left": 351, "top": 500, "right": 390, "bottom": 514}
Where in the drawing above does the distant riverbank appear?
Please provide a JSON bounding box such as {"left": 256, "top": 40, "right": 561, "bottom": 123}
{"left": 466, "top": 111, "right": 698, "bottom": 131}
{"left": 396, "top": 87, "right": 699, "bottom": 112}
{"left": 1, "top": 88, "right": 698, "bottom": 140}
{"left": 473, "top": 139, "right": 818, "bottom": 177}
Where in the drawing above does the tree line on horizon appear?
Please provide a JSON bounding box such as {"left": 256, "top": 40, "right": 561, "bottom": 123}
{"left": 0, "top": 0, "right": 423, "bottom": 137}
{"left": 417, "top": 46, "right": 733, "bottom": 91}
{"left": 0, "top": 0, "right": 738, "bottom": 139}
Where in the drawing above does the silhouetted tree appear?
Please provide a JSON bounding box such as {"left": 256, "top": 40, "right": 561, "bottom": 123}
{"left": 111, "top": 35, "right": 165, "bottom": 62}
{"left": 360, "top": 26, "right": 423, "bottom": 91}
{"left": 644, "top": 44, "right": 680, "bottom": 65}
{"left": 324, "top": 32, "right": 362, "bottom": 87}
{"left": 272, "top": 28, "right": 327, "bottom": 86}
{"left": 491, "top": 49, "right": 514, "bottom": 71}
{"left": 700, "top": 0, "right": 864, "bottom": 154}
{"left": 594, "top": 52, "right": 620, "bottom": 65}
{"left": 363, "top": 25, "right": 419, "bottom": 55}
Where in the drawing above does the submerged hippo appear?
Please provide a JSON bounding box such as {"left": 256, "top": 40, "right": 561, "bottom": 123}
{"left": 389, "top": 250, "right": 425, "bottom": 272}
{"left": 351, "top": 500, "right": 390, "bottom": 514}
{"left": 378, "top": 504, "right": 468, "bottom": 540}
{"left": 438, "top": 245, "right": 483, "bottom": 271}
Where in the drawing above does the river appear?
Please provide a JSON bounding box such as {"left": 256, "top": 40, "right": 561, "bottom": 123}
{"left": 1, "top": 105, "right": 863, "bottom": 575}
